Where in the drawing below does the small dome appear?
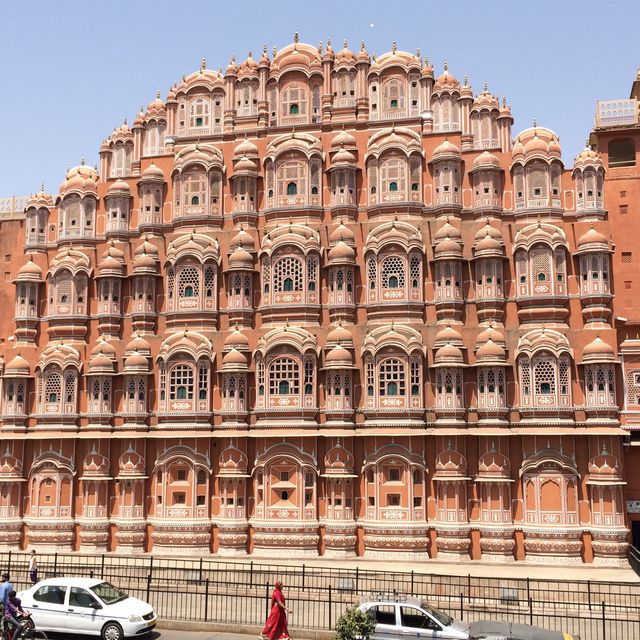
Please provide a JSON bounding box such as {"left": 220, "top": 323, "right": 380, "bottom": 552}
{"left": 123, "top": 350, "right": 149, "bottom": 373}
{"left": 59, "top": 162, "right": 99, "bottom": 196}
{"left": 433, "top": 63, "right": 460, "bottom": 91}
{"left": 476, "top": 325, "right": 505, "bottom": 346}
{"left": 325, "top": 344, "right": 353, "bottom": 368}
{"left": 5, "top": 354, "right": 30, "bottom": 376}
{"left": 331, "top": 146, "right": 357, "bottom": 166}
{"left": 329, "top": 222, "right": 355, "bottom": 245}
{"left": 234, "top": 155, "right": 258, "bottom": 173}
{"left": 234, "top": 136, "right": 259, "bottom": 158}
{"left": 16, "top": 258, "right": 43, "bottom": 281}
{"left": 89, "top": 352, "right": 115, "bottom": 375}
{"left": 435, "top": 323, "right": 463, "bottom": 346}
{"left": 434, "top": 235, "right": 463, "bottom": 258}
{"left": 238, "top": 52, "right": 259, "bottom": 77}
{"left": 434, "top": 342, "right": 465, "bottom": 365}
{"left": 222, "top": 348, "right": 248, "bottom": 370}
{"left": 574, "top": 145, "right": 604, "bottom": 170}
{"left": 331, "top": 128, "right": 357, "bottom": 150}
{"left": 432, "top": 139, "right": 461, "bottom": 160}
{"left": 146, "top": 92, "right": 166, "bottom": 117}
{"left": 475, "top": 338, "right": 506, "bottom": 363}
{"left": 577, "top": 225, "right": 609, "bottom": 252}
{"left": 513, "top": 125, "right": 562, "bottom": 161}
{"left": 328, "top": 240, "right": 356, "bottom": 263}
{"left": 327, "top": 322, "right": 354, "bottom": 346}
{"left": 474, "top": 223, "right": 504, "bottom": 256}
{"left": 26, "top": 188, "right": 53, "bottom": 209}
{"left": 335, "top": 40, "right": 356, "bottom": 65}
{"left": 231, "top": 228, "right": 256, "bottom": 251}
{"left": 107, "top": 179, "right": 130, "bottom": 196}
{"left": 140, "top": 163, "right": 164, "bottom": 182}
{"left": 582, "top": 335, "right": 616, "bottom": 363}
{"left": 91, "top": 336, "right": 117, "bottom": 359}
{"left": 224, "top": 326, "right": 249, "bottom": 351}
{"left": 228, "top": 245, "right": 254, "bottom": 270}
{"left": 472, "top": 86, "right": 499, "bottom": 110}
{"left": 434, "top": 219, "right": 462, "bottom": 242}
{"left": 472, "top": 151, "right": 500, "bottom": 170}
{"left": 125, "top": 333, "right": 151, "bottom": 356}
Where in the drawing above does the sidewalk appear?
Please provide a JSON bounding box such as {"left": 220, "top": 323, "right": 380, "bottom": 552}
{"left": 243, "top": 554, "right": 640, "bottom": 584}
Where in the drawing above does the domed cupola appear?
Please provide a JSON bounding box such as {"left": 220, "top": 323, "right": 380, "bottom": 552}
{"left": 327, "top": 222, "right": 357, "bottom": 322}
{"left": 430, "top": 139, "right": 462, "bottom": 209}
{"left": 575, "top": 224, "right": 612, "bottom": 326}
{"left": 95, "top": 243, "right": 126, "bottom": 338}
{"left": 472, "top": 221, "right": 506, "bottom": 325}
{"left": 219, "top": 326, "right": 250, "bottom": 427}
{"left": 25, "top": 186, "right": 53, "bottom": 250}
{"left": 573, "top": 144, "right": 605, "bottom": 217}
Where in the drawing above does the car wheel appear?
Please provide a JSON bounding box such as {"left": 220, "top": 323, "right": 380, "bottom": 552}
{"left": 101, "top": 621, "right": 124, "bottom": 640}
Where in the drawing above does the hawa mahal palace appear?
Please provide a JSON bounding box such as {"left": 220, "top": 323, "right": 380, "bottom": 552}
{"left": 1, "top": 35, "right": 640, "bottom": 565}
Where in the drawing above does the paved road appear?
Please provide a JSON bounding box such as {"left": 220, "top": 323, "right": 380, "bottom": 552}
{"left": 47, "top": 632, "right": 256, "bottom": 640}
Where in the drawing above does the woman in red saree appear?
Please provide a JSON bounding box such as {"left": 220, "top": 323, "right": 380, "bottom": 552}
{"left": 261, "top": 581, "right": 291, "bottom": 640}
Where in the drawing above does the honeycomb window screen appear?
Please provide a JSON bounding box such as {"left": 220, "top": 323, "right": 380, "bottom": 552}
{"left": 533, "top": 356, "right": 556, "bottom": 397}
{"left": 307, "top": 256, "right": 318, "bottom": 290}
{"left": 189, "top": 97, "right": 210, "bottom": 128}
{"left": 277, "top": 161, "right": 306, "bottom": 199}
{"left": 382, "top": 77, "right": 405, "bottom": 111}
{"left": 204, "top": 266, "right": 216, "bottom": 297}
{"left": 381, "top": 156, "right": 407, "bottom": 197}
{"left": 519, "top": 356, "right": 532, "bottom": 400}
{"left": 378, "top": 358, "right": 406, "bottom": 397}
{"left": 178, "top": 266, "right": 200, "bottom": 298}
{"left": 269, "top": 358, "right": 300, "bottom": 395}
{"left": 530, "top": 246, "right": 552, "bottom": 284}
{"left": 410, "top": 254, "right": 421, "bottom": 288}
{"left": 169, "top": 364, "right": 194, "bottom": 400}
{"left": 273, "top": 256, "right": 303, "bottom": 292}
{"left": 626, "top": 368, "right": 640, "bottom": 405}
{"left": 45, "top": 371, "right": 62, "bottom": 404}
{"left": 183, "top": 170, "right": 206, "bottom": 206}
{"left": 64, "top": 372, "right": 76, "bottom": 404}
{"left": 167, "top": 268, "right": 175, "bottom": 298}
{"left": 367, "top": 257, "right": 377, "bottom": 289}
{"left": 381, "top": 255, "right": 405, "bottom": 288}
{"left": 622, "top": 252, "right": 632, "bottom": 263}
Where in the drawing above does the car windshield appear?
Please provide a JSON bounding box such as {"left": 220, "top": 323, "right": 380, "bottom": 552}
{"left": 420, "top": 602, "right": 453, "bottom": 626}
{"left": 90, "top": 582, "right": 129, "bottom": 605}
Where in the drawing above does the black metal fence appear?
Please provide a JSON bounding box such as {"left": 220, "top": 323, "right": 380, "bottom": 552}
{"left": 2, "top": 551, "right": 639, "bottom": 640}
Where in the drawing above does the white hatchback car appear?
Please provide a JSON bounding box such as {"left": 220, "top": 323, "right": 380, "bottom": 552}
{"left": 18, "top": 577, "right": 156, "bottom": 640}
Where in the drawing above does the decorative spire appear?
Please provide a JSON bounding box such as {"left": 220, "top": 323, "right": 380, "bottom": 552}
{"left": 533, "top": 117, "right": 537, "bottom": 128}
{"left": 343, "top": 39, "right": 348, "bottom": 49}
{"left": 200, "top": 57, "right": 206, "bottom": 71}
{"left": 263, "top": 43, "right": 267, "bottom": 54}
{"left": 318, "top": 40, "right": 323, "bottom": 53}
{"left": 272, "top": 46, "right": 277, "bottom": 58}
{"left": 156, "top": 89, "right": 161, "bottom": 99}
{"left": 360, "top": 40, "right": 365, "bottom": 51}
{"left": 392, "top": 40, "right": 397, "bottom": 54}
{"left": 293, "top": 31, "right": 299, "bottom": 44}
{"left": 416, "top": 47, "right": 420, "bottom": 58}
{"left": 483, "top": 81, "right": 488, "bottom": 92}
{"left": 425, "top": 55, "right": 429, "bottom": 67}
{"left": 443, "top": 60, "right": 448, "bottom": 72}
{"left": 248, "top": 50, "right": 253, "bottom": 59}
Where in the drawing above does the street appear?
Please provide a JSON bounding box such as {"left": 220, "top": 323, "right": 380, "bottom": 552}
{"left": 46, "top": 632, "right": 257, "bottom": 640}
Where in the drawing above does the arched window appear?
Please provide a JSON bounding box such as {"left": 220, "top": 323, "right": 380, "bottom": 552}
{"left": 379, "top": 358, "right": 406, "bottom": 397}
{"left": 609, "top": 138, "right": 636, "bottom": 168}
{"left": 382, "top": 77, "right": 406, "bottom": 114}
{"left": 170, "top": 364, "right": 194, "bottom": 400}
{"left": 381, "top": 255, "right": 405, "bottom": 289}
{"left": 273, "top": 256, "right": 303, "bottom": 292}
{"left": 269, "top": 358, "right": 300, "bottom": 396}
{"left": 182, "top": 169, "right": 207, "bottom": 214}
{"left": 287, "top": 182, "right": 297, "bottom": 196}
{"left": 380, "top": 156, "right": 407, "bottom": 202}
{"left": 281, "top": 83, "right": 307, "bottom": 121}
{"left": 189, "top": 97, "right": 210, "bottom": 129}
{"left": 178, "top": 266, "right": 200, "bottom": 298}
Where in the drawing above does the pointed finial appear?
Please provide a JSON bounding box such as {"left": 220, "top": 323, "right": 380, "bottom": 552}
{"left": 392, "top": 40, "right": 397, "bottom": 53}
{"left": 343, "top": 39, "right": 348, "bottom": 49}
{"left": 372, "top": 51, "right": 376, "bottom": 61}
{"left": 443, "top": 60, "right": 448, "bottom": 71}
{"left": 80, "top": 158, "right": 85, "bottom": 166}
{"left": 294, "top": 31, "right": 299, "bottom": 44}
{"left": 231, "top": 54, "right": 236, "bottom": 64}
{"left": 248, "top": 50, "right": 253, "bottom": 59}
{"left": 327, "top": 37, "right": 332, "bottom": 48}
{"left": 318, "top": 40, "right": 323, "bottom": 53}
{"left": 41, "top": 182, "right": 44, "bottom": 192}
{"left": 425, "top": 55, "right": 430, "bottom": 67}
{"left": 123, "top": 117, "right": 128, "bottom": 125}
{"left": 272, "top": 46, "right": 277, "bottom": 58}
{"left": 463, "top": 76, "right": 468, "bottom": 86}
{"left": 360, "top": 40, "right": 365, "bottom": 51}
{"left": 533, "top": 117, "right": 537, "bottom": 128}
{"left": 483, "top": 81, "right": 488, "bottom": 92}
{"left": 502, "top": 96, "right": 507, "bottom": 107}
{"left": 263, "top": 43, "right": 267, "bottom": 54}
{"left": 416, "top": 47, "right": 420, "bottom": 58}
{"left": 201, "top": 57, "right": 206, "bottom": 71}
{"left": 156, "top": 89, "right": 161, "bottom": 99}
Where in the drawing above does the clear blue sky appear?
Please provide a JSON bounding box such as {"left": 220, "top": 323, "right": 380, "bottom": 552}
{"left": 1, "top": 0, "right": 638, "bottom": 196}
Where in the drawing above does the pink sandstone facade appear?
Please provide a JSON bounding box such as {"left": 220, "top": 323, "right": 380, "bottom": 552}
{"left": 0, "top": 36, "right": 636, "bottom": 564}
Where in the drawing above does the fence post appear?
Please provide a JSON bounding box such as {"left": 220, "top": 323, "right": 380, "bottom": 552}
{"left": 355, "top": 566, "right": 359, "bottom": 594}
{"left": 329, "top": 585, "right": 333, "bottom": 630}
{"left": 7, "top": 550, "right": 11, "bottom": 575}
{"left": 587, "top": 579, "right": 592, "bottom": 611}
{"left": 410, "top": 570, "right": 414, "bottom": 596}
{"left": 100, "top": 554, "right": 105, "bottom": 580}
{"left": 528, "top": 597, "right": 533, "bottom": 626}
{"left": 204, "top": 578, "right": 209, "bottom": 622}
{"left": 601, "top": 601, "right": 606, "bottom": 640}
{"left": 148, "top": 554, "right": 154, "bottom": 581}
{"left": 459, "top": 592, "right": 463, "bottom": 621}
{"left": 250, "top": 560, "right": 254, "bottom": 588}
{"left": 526, "top": 576, "right": 530, "bottom": 603}
{"left": 53, "top": 553, "right": 58, "bottom": 577}
{"left": 265, "top": 582, "right": 270, "bottom": 621}
{"left": 146, "top": 572, "right": 152, "bottom": 602}
{"left": 199, "top": 557, "right": 203, "bottom": 583}
{"left": 302, "top": 563, "right": 306, "bottom": 591}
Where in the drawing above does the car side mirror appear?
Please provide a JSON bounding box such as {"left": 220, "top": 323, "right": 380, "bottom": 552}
{"left": 90, "top": 602, "right": 102, "bottom": 610}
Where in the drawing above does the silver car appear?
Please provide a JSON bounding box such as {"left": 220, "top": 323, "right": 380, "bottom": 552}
{"left": 359, "top": 596, "right": 470, "bottom": 640}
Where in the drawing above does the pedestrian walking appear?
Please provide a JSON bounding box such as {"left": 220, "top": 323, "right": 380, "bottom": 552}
{"left": 261, "top": 581, "right": 292, "bottom": 640}
{"left": 28, "top": 551, "right": 38, "bottom": 585}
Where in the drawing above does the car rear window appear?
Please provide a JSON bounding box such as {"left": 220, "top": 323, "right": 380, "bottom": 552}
{"left": 34, "top": 585, "right": 66, "bottom": 605}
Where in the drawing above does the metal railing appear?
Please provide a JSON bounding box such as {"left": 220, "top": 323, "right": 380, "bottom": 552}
{"left": 2, "top": 551, "right": 638, "bottom": 640}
